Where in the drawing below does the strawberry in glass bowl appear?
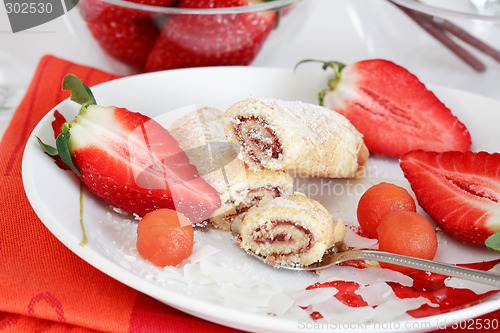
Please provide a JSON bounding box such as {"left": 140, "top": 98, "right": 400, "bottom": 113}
{"left": 73, "top": 0, "right": 309, "bottom": 74}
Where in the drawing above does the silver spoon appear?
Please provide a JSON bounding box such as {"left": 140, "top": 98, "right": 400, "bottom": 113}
{"left": 241, "top": 242, "right": 500, "bottom": 288}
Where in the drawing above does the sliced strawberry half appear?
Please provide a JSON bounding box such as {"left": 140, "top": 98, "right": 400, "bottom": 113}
{"left": 145, "top": 0, "right": 277, "bottom": 72}
{"left": 38, "top": 74, "right": 221, "bottom": 224}
{"left": 400, "top": 150, "right": 500, "bottom": 246}
{"left": 299, "top": 59, "right": 471, "bottom": 157}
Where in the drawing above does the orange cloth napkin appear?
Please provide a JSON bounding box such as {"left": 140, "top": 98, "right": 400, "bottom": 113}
{"left": 0, "top": 55, "right": 498, "bottom": 332}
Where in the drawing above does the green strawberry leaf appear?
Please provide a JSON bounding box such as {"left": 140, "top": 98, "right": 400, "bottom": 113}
{"left": 36, "top": 136, "right": 58, "bottom": 156}
{"left": 37, "top": 134, "right": 80, "bottom": 176}
{"left": 294, "top": 59, "right": 346, "bottom": 106}
{"left": 485, "top": 232, "right": 500, "bottom": 252}
{"left": 62, "top": 74, "right": 96, "bottom": 107}
{"left": 294, "top": 59, "right": 346, "bottom": 76}
{"left": 56, "top": 128, "right": 81, "bottom": 176}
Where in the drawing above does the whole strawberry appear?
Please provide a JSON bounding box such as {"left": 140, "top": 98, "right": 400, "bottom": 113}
{"left": 86, "top": 17, "right": 159, "bottom": 70}
{"left": 298, "top": 59, "right": 471, "bottom": 157}
{"left": 400, "top": 150, "right": 500, "bottom": 248}
{"left": 38, "top": 74, "right": 221, "bottom": 225}
{"left": 145, "top": 0, "right": 277, "bottom": 72}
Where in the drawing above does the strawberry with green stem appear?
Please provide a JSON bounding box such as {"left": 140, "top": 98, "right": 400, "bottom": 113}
{"left": 38, "top": 74, "right": 221, "bottom": 225}
{"left": 296, "top": 59, "right": 471, "bottom": 157}
{"left": 400, "top": 150, "right": 500, "bottom": 250}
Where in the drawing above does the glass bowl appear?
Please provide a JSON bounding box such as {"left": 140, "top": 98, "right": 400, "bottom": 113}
{"left": 391, "top": 0, "right": 500, "bottom": 21}
{"left": 67, "top": 0, "right": 309, "bottom": 75}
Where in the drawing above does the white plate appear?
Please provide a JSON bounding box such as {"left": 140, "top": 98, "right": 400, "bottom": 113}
{"left": 22, "top": 67, "right": 500, "bottom": 332}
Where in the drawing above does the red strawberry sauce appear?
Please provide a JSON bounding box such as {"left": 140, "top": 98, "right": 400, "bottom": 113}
{"left": 305, "top": 259, "right": 500, "bottom": 320}
{"left": 307, "top": 281, "right": 369, "bottom": 307}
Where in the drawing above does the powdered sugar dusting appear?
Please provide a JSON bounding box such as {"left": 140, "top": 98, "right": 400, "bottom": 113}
{"left": 224, "top": 97, "right": 367, "bottom": 178}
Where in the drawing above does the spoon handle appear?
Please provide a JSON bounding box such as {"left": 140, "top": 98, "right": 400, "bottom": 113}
{"left": 336, "top": 250, "right": 500, "bottom": 288}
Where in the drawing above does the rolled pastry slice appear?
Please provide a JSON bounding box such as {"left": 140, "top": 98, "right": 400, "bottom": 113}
{"left": 209, "top": 169, "right": 293, "bottom": 232}
{"left": 223, "top": 98, "right": 369, "bottom": 178}
{"left": 169, "top": 107, "right": 294, "bottom": 231}
{"left": 238, "top": 192, "right": 346, "bottom": 267}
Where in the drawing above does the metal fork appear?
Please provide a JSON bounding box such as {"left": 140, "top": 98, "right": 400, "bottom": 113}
{"left": 243, "top": 246, "right": 500, "bottom": 288}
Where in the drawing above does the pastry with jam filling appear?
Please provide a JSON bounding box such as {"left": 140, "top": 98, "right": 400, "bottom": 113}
{"left": 236, "top": 192, "right": 346, "bottom": 267}
{"left": 169, "top": 107, "right": 293, "bottom": 231}
{"left": 223, "top": 98, "right": 369, "bottom": 178}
